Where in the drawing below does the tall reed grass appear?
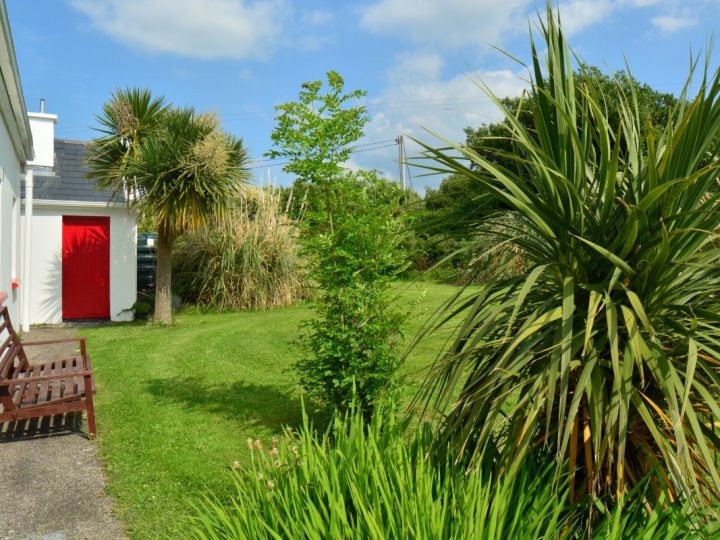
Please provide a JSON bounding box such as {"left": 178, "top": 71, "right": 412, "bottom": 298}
{"left": 173, "top": 187, "right": 307, "bottom": 311}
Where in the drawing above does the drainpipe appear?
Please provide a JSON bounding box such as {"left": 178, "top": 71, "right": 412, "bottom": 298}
{"left": 21, "top": 168, "right": 33, "bottom": 332}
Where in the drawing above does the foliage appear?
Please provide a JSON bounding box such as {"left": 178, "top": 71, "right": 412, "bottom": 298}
{"left": 409, "top": 62, "right": 697, "bottom": 281}
{"left": 191, "top": 404, "right": 570, "bottom": 540}
{"left": 589, "top": 483, "right": 718, "bottom": 539}
{"left": 173, "top": 187, "right": 307, "bottom": 311}
{"left": 86, "top": 88, "right": 249, "bottom": 323}
{"left": 463, "top": 65, "right": 683, "bottom": 177}
{"left": 191, "top": 403, "right": 715, "bottom": 539}
{"left": 296, "top": 171, "right": 407, "bottom": 418}
{"left": 266, "top": 70, "right": 368, "bottom": 233}
{"left": 131, "top": 297, "right": 153, "bottom": 320}
{"left": 269, "top": 73, "right": 407, "bottom": 417}
{"left": 416, "top": 4, "right": 720, "bottom": 507}
{"left": 279, "top": 172, "right": 417, "bottom": 225}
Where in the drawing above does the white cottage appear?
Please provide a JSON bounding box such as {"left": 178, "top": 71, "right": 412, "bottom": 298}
{"left": 22, "top": 108, "right": 137, "bottom": 327}
{"left": 0, "top": 1, "right": 137, "bottom": 330}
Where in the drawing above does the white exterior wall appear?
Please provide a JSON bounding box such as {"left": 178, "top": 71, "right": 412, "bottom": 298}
{"left": 27, "top": 113, "right": 56, "bottom": 168}
{"left": 0, "top": 111, "right": 25, "bottom": 324}
{"left": 26, "top": 202, "right": 137, "bottom": 324}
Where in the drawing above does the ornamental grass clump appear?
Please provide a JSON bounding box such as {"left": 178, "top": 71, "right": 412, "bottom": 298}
{"left": 190, "top": 405, "right": 715, "bottom": 539}
{"left": 416, "top": 3, "right": 720, "bottom": 510}
{"left": 173, "top": 187, "right": 307, "bottom": 311}
{"left": 191, "top": 405, "right": 571, "bottom": 540}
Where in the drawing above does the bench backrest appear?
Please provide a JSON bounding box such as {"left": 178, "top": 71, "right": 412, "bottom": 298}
{"left": 0, "top": 306, "right": 29, "bottom": 381}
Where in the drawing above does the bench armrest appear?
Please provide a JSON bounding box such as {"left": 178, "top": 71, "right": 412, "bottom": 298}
{"left": 0, "top": 370, "right": 93, "bottom": 385}
{"left": 21, "top": 337, "right": 87, "bottom": 355}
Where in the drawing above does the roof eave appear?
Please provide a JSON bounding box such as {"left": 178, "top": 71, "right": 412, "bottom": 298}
{"left": 0, "top": 1, "right": 33, "bottom": 164}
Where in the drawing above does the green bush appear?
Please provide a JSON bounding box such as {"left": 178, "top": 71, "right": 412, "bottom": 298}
{"left": 267, "top": 73, "right": 408, "bottom": 417}
{"left": 191, "top": 404, "right": 713, "bottom": 539}
{"left": 297, "top": 172, "right": 407, "bottom": 418}
{"left": 173, "top": 188, "right": 307, "bottom": 311}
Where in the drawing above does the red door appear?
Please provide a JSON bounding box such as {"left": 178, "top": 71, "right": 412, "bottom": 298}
{"left": 62, "top": 216, "right": 110, "bottom": 319}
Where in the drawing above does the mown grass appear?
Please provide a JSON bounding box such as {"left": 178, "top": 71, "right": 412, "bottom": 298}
{"left": 83, "top": 282, "right": 461, "bottom": 538}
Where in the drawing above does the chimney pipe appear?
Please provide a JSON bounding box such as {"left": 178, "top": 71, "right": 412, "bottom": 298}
{"left": 39, "top": 99, "right": 45, "bottom": 114}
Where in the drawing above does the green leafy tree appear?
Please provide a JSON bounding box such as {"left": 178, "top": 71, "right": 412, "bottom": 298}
{"left": 267, "top": 71, "right": 368, "bottom": 233}
{"left": 269, "top": 73, "right": 406, "bottom": 416}
{"left": 298, "top": 171, "right": 406, "bottom": 416}
{"left": 87, "top": 88, "right": 249, "bottom": 323}
{"left": 417, "top": 5, "right": 720, "bottom": 509}
{"left": 464, "top": 67, "right": 681, "bottom": 175}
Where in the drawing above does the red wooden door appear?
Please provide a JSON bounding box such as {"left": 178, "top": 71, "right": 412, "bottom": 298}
{"left": 62, "top": 216, "right": 110, "bottom": 319}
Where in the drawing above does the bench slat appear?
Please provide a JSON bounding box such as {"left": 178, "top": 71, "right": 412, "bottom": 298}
{"left": 20, "top": 364, "right": 43, "bottom": 406}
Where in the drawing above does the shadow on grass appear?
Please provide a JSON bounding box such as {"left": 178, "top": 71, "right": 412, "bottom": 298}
{"left": 145, "top": 377, "right": 332, "bottom": 433}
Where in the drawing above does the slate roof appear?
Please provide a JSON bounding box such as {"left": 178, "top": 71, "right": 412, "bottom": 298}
{"left": 25, "top": 139, "right": 125, "bottom": 203}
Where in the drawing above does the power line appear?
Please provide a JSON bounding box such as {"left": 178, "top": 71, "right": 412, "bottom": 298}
{"left": 246, "top": 139, "right": 397, "bottom": 166}
{"left": 350, "top": 143, "right": 398, "bottom": 154}
{"left": 246, "top": 141, "right": 399, "bottom": 170}
{"left": 353, "top": 138, "right": 396, "bottom": 148}
{"left": 221, "top": 97, "right": 495, "bottom": 121}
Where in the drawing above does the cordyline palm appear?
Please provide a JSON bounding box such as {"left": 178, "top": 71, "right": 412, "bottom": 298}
{"left": 86, "top": 88, "right": 249, "bottom": 323}
{"left": 415, "top": 6, "right": 720, "bottom": 507}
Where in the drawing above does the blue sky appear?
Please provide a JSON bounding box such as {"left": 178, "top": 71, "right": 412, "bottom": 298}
{"left": 7, "top": 0, "right": 720, "bottom": 190}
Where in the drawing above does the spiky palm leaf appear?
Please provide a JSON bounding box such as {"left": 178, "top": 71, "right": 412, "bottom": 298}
{"left": 86, "top": 87, "right": 168, "bottom": 199}
{"left": 415, "top": 5, "right": 720, "bottom": 505}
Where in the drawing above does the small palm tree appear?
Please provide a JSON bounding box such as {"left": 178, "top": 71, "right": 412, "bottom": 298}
{"left": 87, "top": 88, "right": 249, "bottom": 323}
{"left": 416, "top": 5, "right": 720, "bottom": 508}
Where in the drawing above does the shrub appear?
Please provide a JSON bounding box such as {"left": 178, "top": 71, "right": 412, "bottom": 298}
{"left": 296, "top": 171, "right": 407, "bottom": 419}
{"left": 268, "top": 73, "right": 407, "bottom": 417}
{"left": 191, "top": 404, "right": 714, "bottom": 539}
{"left": 191, "top": 405, "right": 569, "bottom": 540}
{"left": 173, "top": 188, "right": 307, "bottom": 311}
{"left": 416, "top": 2, "right": 720, "bottom": 507}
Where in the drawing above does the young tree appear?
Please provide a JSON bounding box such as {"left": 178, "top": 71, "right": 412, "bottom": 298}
{"left": 267, "top": 71, "right": 368, "bottom": 233}
{"left": 86, "top": 88, "right": 249, "bottom": 323}
{"left": 297, "top": 170, "right": 406, "bottom": 418}
{"left": 269, "top": 73, "right": 406, "bottom": 417}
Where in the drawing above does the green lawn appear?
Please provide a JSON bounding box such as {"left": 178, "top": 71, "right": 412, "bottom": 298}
{"left": 84, "top": 281, "right": 463, "bottom": 538}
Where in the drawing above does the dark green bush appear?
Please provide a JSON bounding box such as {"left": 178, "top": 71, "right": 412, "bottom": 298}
{"left": 297, "top": 172, "right": 407, "bottom": 418}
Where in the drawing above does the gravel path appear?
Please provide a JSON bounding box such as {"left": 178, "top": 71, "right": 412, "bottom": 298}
{"left": 0, "top": 327, "right": 125, "bottom": 540}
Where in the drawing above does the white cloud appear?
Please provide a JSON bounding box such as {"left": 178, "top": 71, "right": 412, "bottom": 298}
{"left": 359, "top": 0, "right": 710, "bottom": 52}
{"left": 390, "top": 51, "right": 445, "bottom": 83}
{"left": 651, "top": 14, "right": 698, "bottom": 32}
{"left": 369, "top": 69, "right": 527, "bottom": 143}
{"left": 622, "top": 0, "right": 662, "bottom": 6}
{"left": 70, "top": 0, "right": 289, "bottom": 60}
{"left": 353, "top": 65, "right": 528, "bottom": 189}
{"left": 557, "top": 0, "right": 615, "bottom": 35}
{"left": 359, "top": 0, "right": 532, "bottom": 50}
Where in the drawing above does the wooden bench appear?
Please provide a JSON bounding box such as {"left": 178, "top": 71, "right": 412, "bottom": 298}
{"left": 0, "top": 304, "right": 96, "bottom": 437}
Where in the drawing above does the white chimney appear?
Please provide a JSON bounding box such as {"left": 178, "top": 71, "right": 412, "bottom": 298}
{"left": 27, "top": 99, "right": 57, "bottom": 169}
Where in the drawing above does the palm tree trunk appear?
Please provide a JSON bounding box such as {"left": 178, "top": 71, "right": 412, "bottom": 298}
{"left": 154, "top": 230, "right": 174, "bottom": 324}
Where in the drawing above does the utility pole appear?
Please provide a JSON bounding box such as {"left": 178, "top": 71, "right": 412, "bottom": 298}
{"left": 396, "top": 134, "right": 406, "bottom": 190}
